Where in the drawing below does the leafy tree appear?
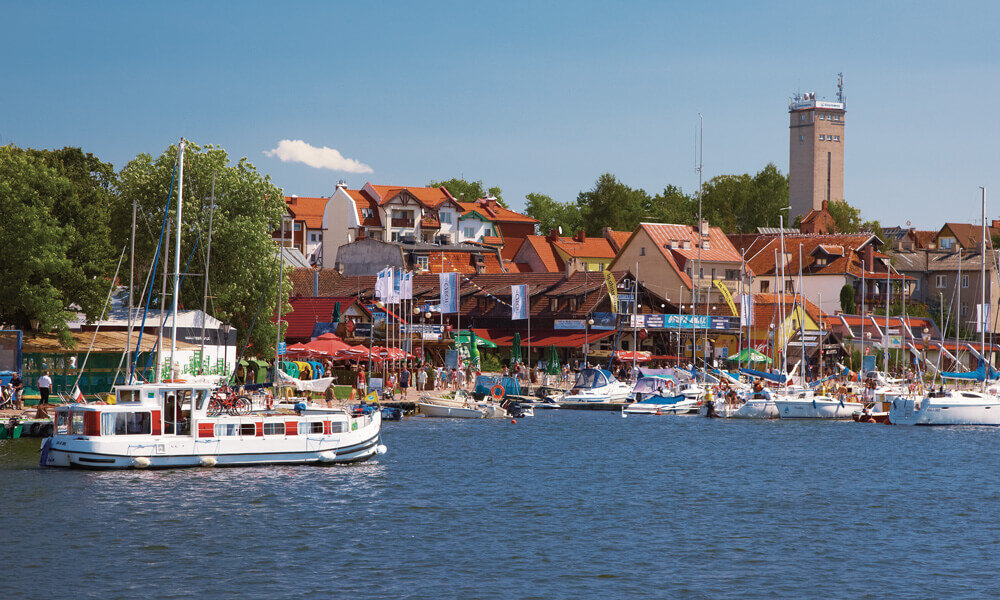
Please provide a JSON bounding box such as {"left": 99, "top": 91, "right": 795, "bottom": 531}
{"left": 575, "top": 173, "right": 651, "bottom": 236}
{"left": 839, "top": 284, "right": 856, "bottom": 314}
{"left": 429, "top": 177, "right": 505, "bottom": 207}
{"left": 649, "top": 184, "right": 695, "bottom": 225}
{"left": 0, "top": 146, "right": 119, "bottom": 345}
{"left": 826, "top": 199, "right": 864, "bottom": 233}
{"left": 114, "top": 142, "right": 288, "bottom": 357}
{"left": 524, "top": 192, "right": 580, "bottom": 236}
{"left": 698, "top": 163, "right": 788, "bottom": 233}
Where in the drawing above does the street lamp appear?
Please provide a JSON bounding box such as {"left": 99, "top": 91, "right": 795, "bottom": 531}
{"left": 585, "top": 316, "right": 595, "bottom": 367}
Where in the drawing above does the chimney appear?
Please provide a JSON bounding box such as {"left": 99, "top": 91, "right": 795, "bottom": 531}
{"left": 313, "top": 269, "right": 319, "bottom": 297}
{"left": 822, "top": 200, "right": 829, "bottom": 212}
{"left": 574, "top": 230, "right": 586, "bottom": 243}
{"left": 547, "top": 229, "right": 560, "bottom": 242}
{"left": 864, "top": 244, "right": 874, "bottom": 270}
{"left": 336, "top": 180, "right": 347, "bottom": 191}
{"left": 602, "top": 227, "right": 612, "bottom": 238}
{"left": 992, "top": 220, "right": 1000, "bottom": 230}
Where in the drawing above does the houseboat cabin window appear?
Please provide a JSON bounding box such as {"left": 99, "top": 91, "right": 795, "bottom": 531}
{"left": 101, "top": 412, "right": 152, "bottom": 435}
{"left": 240, "top": 423, "right": 256, "bottom": 436}
{"left": 70, "top": 412, "right": 85, "bottom": 435}
{"left": 195, "top": 390, "right": 210, "bottom": 411}
{"left": 298, "top": 422, "right": 324, "bottom": 435}
{"left": 215, "top": 423, "right": 238, "bottom": 436}
{"left": 331, "top": 421, "right": 346, "bottom": 433}
{"left": 55, "top": 412, "right": 70, "bottom": 434}
{"left": 263, "top": 422, "right": 284, "bottom": 435}
{"left": 117, "top": 390, "right": 142, "bottom": 403}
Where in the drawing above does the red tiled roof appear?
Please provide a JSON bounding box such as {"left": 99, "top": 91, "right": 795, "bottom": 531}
{"left": 422, "top": 251, "right": 507, "bottom": 275}
{"left": 641, "top": 223, "right": 743, "bottom": 264}
{"left": 284, "top": 196, "right": 328, "bottom": 229}
{"left": 940, "top": 223, "right": 1000, "bottom": 249}
{"left": 500, "top": 237, "right": 524, "bottom": 261}
{"left": 367, "top": 184, "right": 457, "bottom": 209}
{"left": 551, "top": 236, "right": 617, "bottom": 259}
{"left": 745, "top": 234, "right": 887, "bottom": 278}
{"left": 473, "top": 328, "right": 616, "bottom": 348}
{"left": 911, "top": 230, "right": 937, "bottom": 248}
{"left": 282, "top": 296, "right": 365, "bottom": 340}
{"left": 607, "top": 230, "right": 632, "bottom": 252}
{"left": 519, "top": 235, "right": 566, "bottom": 273}
{"left": 752, "top": 293, "right": 826, "bottom": 327}
{"left": 458, "top": 200, "right": 538, "bottom": 224}
{"left": 346, "top": 189, "right": 381, "bottom": 227}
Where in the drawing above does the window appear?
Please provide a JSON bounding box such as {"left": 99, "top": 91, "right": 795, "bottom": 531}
{"left": 463, "top": 227, "right": 476, "bottom": 239}
{"left": 361, "top": 208, "right": 374, "bottom": 218}
{"left": 940, "top": 237, "right": 954, "bottom": 249}
{"left": 799, "top": 135, "right": 804, "bottom": 142}
{"left": 640, "top": 247, "right": 646, "bottom": 256}
{"left": 240, "top": 423, "right": 256, "bottom": 436}
{"left": 962, "top": 275, "right": 970, "bottom": 288}
{"left": 263, "top": 422, "right": 284, "bottom": 436}
{"left": 913, "top": 279, "right": 920, "bottom": 291}
{"left": 699, "top": 268, "right": 704, "bottom": 279}
{"left": 298, "top": 422, "right": 324, "bottom": 435}
{"left": 961, "top": 303, "right": 968, "bottom": 316}
{"left": 101, "top": 412, "right": 151, "bottom": 436}
{"left": 549, "top": 297, "right": 558, "bottom": 311}
{"left": 725, "top": 269, "right": 738, "bottom": 280}
{"left": 416, "top": 256, "right": 429, "bottom": 270}
{"left": 834, "top": 135, "right": 840, "bottom": 142}
{"left": 760, "top": 280, "right": 770, "bottom": 293}
{"left": 70, "top": 412, "right": 85, "bottom": 435}
{"left": 800, "top": 114, "right": 805, "bottom": 121}
{"left": 215, "top": 423, "right": 238, "bottom": 436}
{"left": 936, "top": 275, "right": 946, "bottom": 288}
{"left": 391, "top": 231, "right": 400, "bottom": 242}
{"left": 330, "top": 421, "right": 346, "bottom": 433}
{"left": 310, "top": 232, "right": 319, "bottom": 242}
{"left": 294, "top": 223, "right": 302, "bottom": 231}
{"left": 819, "top": 134, "right": 826, "bottom": 141}
{"left": 785, "top": 281, "right": 794, "bottom": 293}
{"left": 440, "top": 211, "right": 452, "bottom": 224}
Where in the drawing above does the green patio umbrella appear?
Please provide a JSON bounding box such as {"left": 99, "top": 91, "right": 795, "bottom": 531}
{"left": 511, "top": 332, "right": 522, "bottom": 364}
{"left": 331, "top": 301, "right": 342, "bottom": 324}
{"left": 468, "top": 335, "right": 481, "bottom": 368}
{"left": 546, "top": 345, "right": 560, "bottom": 374}
{"left": 726, "top": 348, "right": 772, "bottom": 365}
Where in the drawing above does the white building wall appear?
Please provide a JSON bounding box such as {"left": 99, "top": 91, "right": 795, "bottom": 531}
{"left": 321, "top": 187, "right": 360, "bottom": 268}
{"left": 457, "top": 217, "right": 493, "bottom": 242}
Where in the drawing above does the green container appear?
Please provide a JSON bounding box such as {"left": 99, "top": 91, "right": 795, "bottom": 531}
{"left": 0, "top": 424, "right": 23, "bottom": 439}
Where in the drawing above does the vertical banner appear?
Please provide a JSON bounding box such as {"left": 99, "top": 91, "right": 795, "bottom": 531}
{"left": 375, "top": 267, "right": 391, "bottom": 301}
{"left": 739, "top": 294, "right": 754, "bottom": 327}
{"left": 390, "top": 268, "right": 403, "bottom": 304}
{"left": 401, "top": 271, "right": 413, "bottom": 301}
{"left": 603, "top": 270, "right": 618, "bottom": 313}
{"left": 439, "top": 272, "right": 458, "bottom": 313}
{"left": 511, "top": 284, "right": 528, "bottom": 320}
{"left": 714, "top": 280, "right": 738, "bottom": 316}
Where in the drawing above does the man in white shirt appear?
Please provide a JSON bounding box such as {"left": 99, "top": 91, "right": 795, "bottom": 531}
{"left": 37, "top": 372, "right": 52, "bottom": 405}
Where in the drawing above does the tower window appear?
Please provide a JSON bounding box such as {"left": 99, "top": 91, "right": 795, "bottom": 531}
{"left": 800, "top": 135, "right": 804, "bottom": 142}
{"left": 819, "top": 135, "right": 826, "bottom": 141}
{"left": 834, "top": 135, "right": 840, "bottom": 142}
{"left": 800, "top": 114, "right": 805, "bottom": 121}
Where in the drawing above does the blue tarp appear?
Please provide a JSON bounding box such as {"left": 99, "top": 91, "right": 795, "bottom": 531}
{"left": 940, "top": 360, "right": 998, "bottom": 381}
{"left": 740, "top": 368, "right": 787, "bottom": 384}
{"left": 474, "top": 375, "right": 522, "bottom": 397}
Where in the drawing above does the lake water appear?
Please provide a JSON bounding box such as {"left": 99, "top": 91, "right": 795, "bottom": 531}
{"left": 2, "top": 412, "right": 998, "bottom": 599}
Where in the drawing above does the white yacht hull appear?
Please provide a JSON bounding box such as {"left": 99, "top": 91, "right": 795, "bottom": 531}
{"left": 774, "top": 398, "right": 863, "bottom": 419}
{"left": 888, "top": 396, "right": 1000, "bottom": 426}
{"left": 729, "top": 398, "right": 780, "bottom": 419}
{"left": 624, "top": 399, "right": 699, "bottom": 415}
{"left": 418, "top": 402, "right": 488, "bottom": 418}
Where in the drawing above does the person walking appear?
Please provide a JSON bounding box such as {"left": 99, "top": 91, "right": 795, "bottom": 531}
{"left": 417, "top": 367, "right": 427, "bottom": 392}
{"left": 324, "top": 383, "right": 336, "bottom": 408}
{"left": 10, "top": 372, "right": 24, "bottom": 409}
{"left": 37, "top": 371, "right": 52, "bottom": 406}
{"left": 400, "top": 366, "right": 411, "bottom": 400}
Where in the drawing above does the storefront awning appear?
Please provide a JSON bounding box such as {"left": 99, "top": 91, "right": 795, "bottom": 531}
{"left": 473, "top": 328, "right": 616, "bottom": 348}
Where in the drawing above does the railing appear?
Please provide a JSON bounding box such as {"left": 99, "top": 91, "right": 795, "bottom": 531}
{"left": 391, "top": 218, "right": 414, "bottom": 228}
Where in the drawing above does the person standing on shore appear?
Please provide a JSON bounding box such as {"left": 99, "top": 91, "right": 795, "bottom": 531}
{"left": 417, "top": 367, "right": 427, "bottom": 392}
{"left": 324, "top": 383, "right": 336, "bottom": 408}
{"left": 37, "top": 371, "right": 52, "bottom": 406}
{"left": 400, "top": 366, "right": 411, "bottom": 400}
{"left": 10, "top": 372, "right": 23, "bottom": 409}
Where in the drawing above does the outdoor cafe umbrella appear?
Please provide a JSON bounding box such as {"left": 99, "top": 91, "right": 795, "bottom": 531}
{"left": 726, "top": 347, "right": 772, "bottom": 365}
{"left": 511, "top": 332, "right": 522, "bottom": 364}
{"left": 331, "top": 301, "right": 341, "bottom": 324}
{"left": 545, "top": 345, "right": 560, "bottom": 374}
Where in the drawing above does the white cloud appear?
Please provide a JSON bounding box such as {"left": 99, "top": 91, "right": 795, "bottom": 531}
{"left": 264, "top": 139, "right": 373, "bottom": 174}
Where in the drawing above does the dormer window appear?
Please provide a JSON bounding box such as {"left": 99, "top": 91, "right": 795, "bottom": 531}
{"left": 549, "top": 297, "right": 558, "bottom": 311}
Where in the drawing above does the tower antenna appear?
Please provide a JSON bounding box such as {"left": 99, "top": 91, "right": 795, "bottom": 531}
{"left": 837, "top": 72, "right": 845, "bottom": 104}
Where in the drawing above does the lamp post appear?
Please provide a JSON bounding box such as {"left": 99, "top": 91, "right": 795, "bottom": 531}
{"left": 425, "top": 311, "right": 432, "bottom": 367}
{"left": 584, "top": 316, "right": 595, "bottom": 368}
{"left": 921, "top": 327, "right": 930, "bottom": 385}
{"left": 412, "top": 306, "right": 421, "bottom": 367}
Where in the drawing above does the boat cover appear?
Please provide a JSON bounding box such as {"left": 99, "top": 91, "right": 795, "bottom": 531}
{"left": 740, "top": 368, "right": 787, "bottom": 384}
{"left": 473, "top": 375, "right": 521, "bottom": 397}
{"left": 572, "top": 369, "right": 616, "bottom": 390}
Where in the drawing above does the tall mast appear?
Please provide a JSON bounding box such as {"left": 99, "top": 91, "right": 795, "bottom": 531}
{"left": 860, "top": 256, "right": 865, "bottom": 379}
{"left": 981, "top": 187, "right": 987, "bottom": 390}
{"left": 169, "top": 139, "right": 185, "bottom": 375}
{"left": 275, "top": 211, "right": 285, "bottom": 385}
{"left": 126, "top": 196, "right": 136, "bottom": 383}
{"left": 798, "top": 245, "right": 806, "bottom": 383}
{"left": 885, "top": 245, "right": 891, "bottom": 375}
{"left": 157, "top": 216, "right": 170, "bottom": 383}
{"left": 779, "top": 216, "right": 786, "bottom": 377}
{"left": 200, "top": 171, "right": 216, "bottom": 372}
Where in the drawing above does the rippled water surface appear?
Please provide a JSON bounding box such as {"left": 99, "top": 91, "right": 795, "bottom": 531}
{"left": 2, "top": 412, "right": 999, "bottom": 599}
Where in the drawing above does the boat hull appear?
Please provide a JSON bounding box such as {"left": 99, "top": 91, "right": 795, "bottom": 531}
{"left": 774, "top": 398, "right": 863, "bottom": 419}
{"left": 417, "top": 402, "right": 486, "bottom": 419}
{"left": 888, "top": 396, "right": 1000, "bottom": 426}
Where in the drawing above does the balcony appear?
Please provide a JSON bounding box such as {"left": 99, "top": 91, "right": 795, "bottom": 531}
{"left": 391, "top": 218, "right": 415, "bottom": 228}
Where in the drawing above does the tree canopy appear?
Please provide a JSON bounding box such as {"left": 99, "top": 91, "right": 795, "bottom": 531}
{"left": 524, "top": 192, "right": 580, "bottom": 236}
{"left": 113, "top": 142, "right": 288, "bottom": 357}
{"left": 428, "top": 177, "right": 505, "bottom": 207}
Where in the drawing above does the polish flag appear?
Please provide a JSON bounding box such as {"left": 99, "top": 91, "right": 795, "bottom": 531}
{"left": 70, "top": 386, "right": 85, "bottom": 404}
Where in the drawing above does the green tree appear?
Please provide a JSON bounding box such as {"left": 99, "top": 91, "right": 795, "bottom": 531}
{"left": 649, "top": 184, "right": 695, "bottom": 225}
{"left": 576, "top": 173, "right": 651, "bottom": 236}
{"left": 698, "top": 163, "right": 788, "bottom": 233}
{"left": 524, "top": 192, "right": 581, "bottom": 236}
{"left": 0, "top": 146, "right": 119, "bottom": 345}
{"left": 114, "top": 142, "right": 288, "bottom": 357}
{"left": 826, "top": 199, "right": 864, "bottom": 233}
{"left": 839, "top": 284, "right": 856, "bottom": 314}
{"left": 429, "top": 177, "right": 505, "bottom": 207}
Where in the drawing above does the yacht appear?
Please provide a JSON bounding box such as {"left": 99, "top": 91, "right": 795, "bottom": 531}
{"left": 623, "top": 376, "right": 700, "bottom": 415}
{"left": 773, "top": 387, "right": 863, "bottom": 420}
{"left": 888, "top": 389, "right": 1000, "bottom": 426}
{"left": 41, "top": 381, "right": 385, "bottom": 469}
{"left": 560, "top": 369, "right": 633, "bottom": 404}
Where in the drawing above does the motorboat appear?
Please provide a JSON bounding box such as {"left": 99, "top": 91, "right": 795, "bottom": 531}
{"left": 560, "top": 369, "right": 633, "bottom": 404}
{"left": 417, "top": 391, "right": 508, "bottom": 419}
{"left": 41, "top": 381, "right": 385, "bottom": 469}
{"left": 888, "top": 389, "right": 1000, "bottom": 426}
{"left": 773, "top": 387, "right": 863, "bottom": 419}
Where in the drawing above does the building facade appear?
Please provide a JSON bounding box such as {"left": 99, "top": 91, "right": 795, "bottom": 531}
{"left": 788, "top": 81, "right": 846, "bottom": 221}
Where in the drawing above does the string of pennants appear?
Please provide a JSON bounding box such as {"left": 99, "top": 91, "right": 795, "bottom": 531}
{"left": 434, "top": 252, "right": 515, "bottom": 310}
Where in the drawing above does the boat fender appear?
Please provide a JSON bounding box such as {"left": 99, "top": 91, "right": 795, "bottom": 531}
{"left": 199, "top": 456, "right": 218, "bottom": 467}
{"left": 375, "top": 444, "right": 388, "bottom": 455}
{"left": 318, "top": 451, "right": 337, "bottom": 463}
{"left": 132, "top": 456, "right": 151, "bottom": 468}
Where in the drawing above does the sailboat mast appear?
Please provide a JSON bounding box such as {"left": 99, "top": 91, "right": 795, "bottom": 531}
{"left": 169, "top": 139, "right": 185, "bottom": 376}
{"left": 200, "top": 171, "right": 216, "bottom": 371}
{"left": 981, "top": 187, "right": 987, "bottom": 390}
{"left": 885, "top": 249, "right": 891, "bottom": 375}
{"left": 127, "top": 196, "right": 136, "bottom": 383}
{"left": 799, "top": 245, "right": 805, "bottom": 383}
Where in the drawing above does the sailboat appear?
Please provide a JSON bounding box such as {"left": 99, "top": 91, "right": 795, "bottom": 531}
{"left": 890, "top": 189, "right": 1000, "bottom": 426}
{"left": 41, "top": 140, "right": 386, "bottom": 468}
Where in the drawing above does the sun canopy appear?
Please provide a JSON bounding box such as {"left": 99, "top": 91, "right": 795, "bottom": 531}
{"left": 726, "top": 348, "right": 772, "bottom": 364}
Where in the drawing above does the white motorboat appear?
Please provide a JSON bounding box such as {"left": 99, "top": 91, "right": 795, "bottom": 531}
{"left": 773, "top": 388, "right": 863, "bottom": 419}
{"left": 417, "top": 392, "right": 509, "bottom": 419}
{"left": 888, "top": 389, "right": 1000, "bottom": 425}
{"left": 560, "top": 369, "right": 633, "bottom": 404}
{"left": 41, "top": 381, "right": 385, "bottom": 469}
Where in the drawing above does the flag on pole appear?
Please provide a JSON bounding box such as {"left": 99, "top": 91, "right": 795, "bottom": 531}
{"left": 714, "top": 280, "right": 738, "bottom": 316}
{"left": 375, "top": 267, "right": 392, "bottom": 301}
{"left": 739, "top": 294, "right": 754, "bottom": 327}
{"left": 401, "top": 271, "right": 413, "bottom": 300}
{"left": 511, "top": 284, "right": 528, "bottom": 320}
{"left": 389, "top": 268, "right": 403, "bottom": 304}
{"left": 977, "top": 303, "right": 990, "bottom": 333}
{"left": 70, "top": 385, "right": 85, "bottom": 404}
{"left": 603, "top": 270, "right": 618, "bottom": 313}
{"left": 439, "top": 272, "right": 458, "bottom": 313}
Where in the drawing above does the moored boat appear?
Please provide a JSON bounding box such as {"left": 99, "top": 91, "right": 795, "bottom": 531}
{"left": 773, "top": 388, "right": 863, "bottom": 419}
{"left": 41, "top": 381, "right": 385, "bottom": 469}
{"left": 559, "top": 368, "right": 633, "bottom": 404}
{"left": 887, "top": 389, "right": 1000, "bottom": 426}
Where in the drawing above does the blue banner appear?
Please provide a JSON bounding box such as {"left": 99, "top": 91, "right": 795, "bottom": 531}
{"left": 439, "top": 273, "right": 458, "bottom": 314}
{"left": 511, "top": 284, "right": 528, "bottom": 320}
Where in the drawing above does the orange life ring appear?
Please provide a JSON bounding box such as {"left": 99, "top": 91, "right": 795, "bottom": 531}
{"left": 491, "top": 384, "right": 505, "bottom": 400}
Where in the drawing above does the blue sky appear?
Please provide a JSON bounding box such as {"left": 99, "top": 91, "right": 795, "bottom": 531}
{"left": 3, "top": 1, "right": 998, "bottom": 229}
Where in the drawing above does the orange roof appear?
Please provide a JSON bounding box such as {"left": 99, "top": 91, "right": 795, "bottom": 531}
{"left": 458, "top": 200, "right": 538, "bottom": 224}
{"left": 500, "top": 237, "right": 525, "bottom": 261}
{"left": 743, "top": 233, "right": 911, "bottom": 279}
{"left": 641, "top": 223, "right": 743, "bottom": 264}
{"left": 607, "top": 230, "right": 632, "bottom": 252}
{"left": 940, "top": 222, "right": 1000, "bottom": 249}
{"left": 551, "top": 236, "right": 616, "bottom": 259}
{"left": 752, "top": 293, "right": 826, "bottom": 326}
{"left": 367, "top": 184, "right": 457, "bottom": 209}
{"left": 345, "top": 189, "right": 381, "bottom": 227}
{"left": 423, "top": 251, "right": 507, "bottom": 275}
{"left": 284, "top": 196, "right": 329, "bottom": 229}
{"left": 518, "top": 235, "right": 566, "bottom": 273}
{"left": 911, "top": 230, "right": 937, "bottom": 248}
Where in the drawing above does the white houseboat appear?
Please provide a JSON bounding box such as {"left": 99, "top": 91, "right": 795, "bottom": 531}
{"left": 41, "top": 381, "right": 385, "bottom": 469}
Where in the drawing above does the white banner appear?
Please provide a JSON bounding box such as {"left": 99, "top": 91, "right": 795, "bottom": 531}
{"left": 440, "top": 273, "right": 458, "bottom": 313}
{"left": 977, "top": 303, "right": 990, "bottom": 333}
{"left": 740, "top": 294, "right": 754, "bottom": 327}
{"left": 401, "top": 271, "right": 413, "bottom": 300}
{"left": 511, "top": 284, "right": 528, "bottom": 320}
{"left": 375, "top": 267, "right": 392, "bottom": 301}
